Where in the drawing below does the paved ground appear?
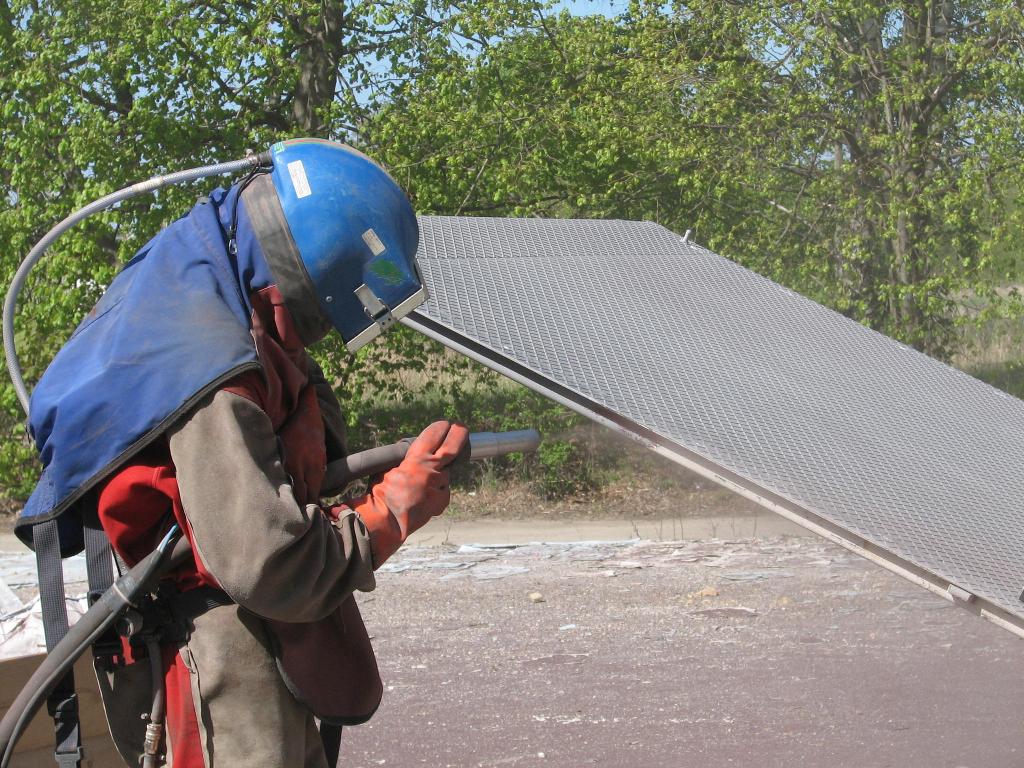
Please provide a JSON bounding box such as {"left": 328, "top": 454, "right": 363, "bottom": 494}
{"left": 342, "top": 535, "right": 1024, "bottom": 768}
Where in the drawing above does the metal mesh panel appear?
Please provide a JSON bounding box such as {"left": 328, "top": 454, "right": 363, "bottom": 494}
{"left": 411, "top": 216, "right": 1024, "bottom": 630}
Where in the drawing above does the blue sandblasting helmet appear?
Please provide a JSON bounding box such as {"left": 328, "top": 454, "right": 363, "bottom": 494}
{"left": 242, "top": 137, "right": 425, "bottom": 351}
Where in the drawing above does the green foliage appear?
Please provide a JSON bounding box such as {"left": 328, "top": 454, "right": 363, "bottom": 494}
{"left": 533, "top": 439, "right": 597, "bottom": 499}
{"left": 372, "top": 7, "right": 764, "bottom": 225}
{"left": 334, "top": 349, "right": 594, "bottom": 499}
{"left": 2, "top": 0, "right": 1023, "bottom": 506}
{"left": 373, "top": 1, "right": 1024, "bottom": 360}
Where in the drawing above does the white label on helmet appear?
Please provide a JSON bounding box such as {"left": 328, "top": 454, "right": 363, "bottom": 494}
{"left": 287, "top": 160, "right": 312, "bottom": 199}
{"left": 362, "top": 228, "right": 386, "bottom": 256}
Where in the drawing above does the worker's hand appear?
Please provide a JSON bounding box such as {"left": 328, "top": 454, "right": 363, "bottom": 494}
{"left": 350, "top": 421, "right": 469, "bottom": 567}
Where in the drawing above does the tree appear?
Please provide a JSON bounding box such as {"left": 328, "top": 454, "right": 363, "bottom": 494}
{"left": 372, "top": 1, "right": 1024, "bottom": 360}
{"left": 0, "top": 0, "right": 544, "bottom": 502}
{"left": 371, "top": 7, "right": 750, "bottom": 220}
{"left": 696, "top": 0, "right": 1024, "bottom": 357}
{"left": 2, "top": 0, "right": 1021, "bottom": 504}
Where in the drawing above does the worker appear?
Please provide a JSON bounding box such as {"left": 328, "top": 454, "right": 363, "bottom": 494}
{"left": 18, "top": 139, "right": 467, "bottom": 766}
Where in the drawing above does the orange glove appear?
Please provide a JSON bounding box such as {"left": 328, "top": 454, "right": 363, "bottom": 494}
{"left": 351, "top": 421, "right": 469, "bottom": 567}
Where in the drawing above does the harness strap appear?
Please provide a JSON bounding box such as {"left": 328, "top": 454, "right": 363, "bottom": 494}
{"left": 83, "top": 521, "right": 114, "bottom": 597}
{"left": 33, "top": 519, "right": 83, "bottom": 768}
{"left": 83, "top": 519, "right": 122, "bottom": 670}
{"left": 320, "top": 723, "right": 342, "bottom": 767}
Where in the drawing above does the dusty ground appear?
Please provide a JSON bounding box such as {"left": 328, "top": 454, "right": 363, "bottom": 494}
{"left": 3, "top": 517, "right": 1023, "bottom": 767}
{"left": 341, "top": 535, "right": 1024, "bottom": 768}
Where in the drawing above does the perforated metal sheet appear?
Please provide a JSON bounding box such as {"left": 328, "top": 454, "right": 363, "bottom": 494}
{"left": 406, "top": 216, "right": 1024, "bottom": 637}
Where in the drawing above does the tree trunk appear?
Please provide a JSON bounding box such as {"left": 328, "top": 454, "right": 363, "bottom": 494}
{"left": 290, "top": 3, "right": 347, "bottom": 134}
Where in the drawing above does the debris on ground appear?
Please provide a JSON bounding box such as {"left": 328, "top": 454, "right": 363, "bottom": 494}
{"left": 5, "top": 533, "right": 1024, "bottom": 767}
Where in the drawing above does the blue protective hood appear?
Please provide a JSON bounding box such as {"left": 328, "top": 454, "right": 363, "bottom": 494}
{"left": 15, "top": 184, "right": 275, "bottom": 555}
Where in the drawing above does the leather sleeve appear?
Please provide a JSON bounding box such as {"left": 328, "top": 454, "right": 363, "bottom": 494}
{"left": 307, "top": 358, "right": 347, "bottom": 462}
{"left": 167, "top": 389, "right": 376, "bottom": 622}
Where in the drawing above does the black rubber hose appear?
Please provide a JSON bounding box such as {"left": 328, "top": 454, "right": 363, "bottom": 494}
{"left": 321, "top": 442, "right": 411, "bottom": 495}
{"left": 141, "top": 636, "right": 165, "bottom": 768}
{"left": 0, "top": 529, "right": 186, "bottom": 768}
{"left": 320, "top": 429, "right": 540, "bottom": 496}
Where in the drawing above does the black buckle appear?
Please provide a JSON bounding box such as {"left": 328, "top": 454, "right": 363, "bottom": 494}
{"left": 91, "top": 634, "right": 125, "bottom": 671}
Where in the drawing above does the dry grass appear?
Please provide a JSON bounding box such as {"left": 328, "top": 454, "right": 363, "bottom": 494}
{"left": 954, "top": 312, "right": 1024, "bottom": 398}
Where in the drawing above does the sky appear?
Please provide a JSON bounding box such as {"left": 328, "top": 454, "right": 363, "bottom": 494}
{"left": 558, "top": 0, "right": 621, "bottom": 14}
